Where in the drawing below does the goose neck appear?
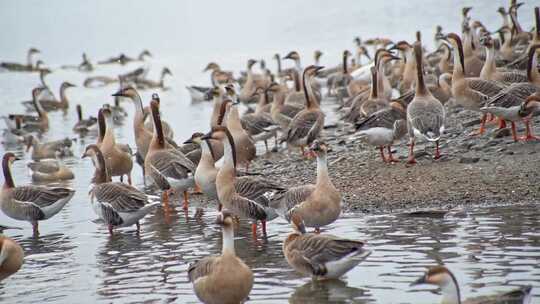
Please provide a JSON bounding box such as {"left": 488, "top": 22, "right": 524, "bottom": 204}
{"left": 316, "top": 153, "right": 330, "bottom": 185}
{"left": 2, "top": 158, "right": 15, "bottom": 189}
{"left": 221, "top": 225, "right": 236, "bottom": 255}
{"left": 440, "top": 279, "right": 461, "bottom": 304}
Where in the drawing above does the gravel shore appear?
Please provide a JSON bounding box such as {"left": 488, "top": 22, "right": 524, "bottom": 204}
{"left": 190, "top": 102, "right": 540, "bottom": 214}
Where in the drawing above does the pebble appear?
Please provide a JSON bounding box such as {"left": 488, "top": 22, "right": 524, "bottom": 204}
{"left": 459, "top": 156, "right": 480, "bottom": 164}
{"left": 493, "top": 128, "right": 511, "bottom": 138}
{"left": 462, "top": 118, "right": 482, "bottom": 128}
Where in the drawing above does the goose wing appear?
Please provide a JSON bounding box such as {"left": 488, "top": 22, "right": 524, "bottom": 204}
{"left": 488, "top": 83, "right": 540, "bottom": 108}
{"left": 286, "top": 110, "right": 325, "bottom": 144}
{"left": 466, "top": 79, "right": 505, "bottom": 97}
{"left": 13, "top": 186, "right": 73, "bottom": 208}
{"left": 188, "top": 256, "right": 219, "bottom": 283}
{"left": 229, "top": 195, "right": 267, "bottom": 221}
{"left": 148, "top": 150, "right": 195, "bottom": 180}
{"left": 355, "top": 106, "right": 405, "bottom": 130}
{"left": 273, "top": 185, "right": 315, "bottom": 216}
{"left": 92, "top": 182, "right": 147, "bottom": 212}
{"left": 241, "top": 113, "right": 276, "bottom": 135}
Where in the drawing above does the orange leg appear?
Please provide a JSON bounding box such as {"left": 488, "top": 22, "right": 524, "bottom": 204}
{"left": 251, "top": 223, "right": 258, "bottom": 240}
{"left": 127, "top": 174, "right": 132, "bottom": 186}
{"left": 300, "top": 146, "right": 305, "bottom": 156}
{"left": 183, "top": 191, "right": 189, "bottom": 210}
{"left": 434, "top": 140, "right": 441, "bottom": 160}
{"left": 387, "top": 146, "right": 399, "bottom": 163}
{"left": 511, "top": 122, "right": 519, "bottom": 142}
{"left": 407, "top": 140, "right": 417, "bottom": 165}
{"left": 193, "top": 183, "right": 203, "bottom": 194}
{"left": 497, "top": 118, "right": 507, "bottom": 129}
{"left": 470, "top": 113, "right": 487, "bottom": 136}
{"left": 519, "top": 119, "right": 540, "bottom": 141}
{"left": 379, "top": 146, "right": 388, "bottom": 163}
{"left": 163, "top": 190, "right": 170, "bottom": 211}
{"left": 108, "top": 224, "right": 114, "bottom": 236}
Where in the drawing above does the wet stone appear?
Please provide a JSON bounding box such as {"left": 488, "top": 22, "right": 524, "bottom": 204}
{"left": 459, "top": 156, "right": 480, "bottom": 164}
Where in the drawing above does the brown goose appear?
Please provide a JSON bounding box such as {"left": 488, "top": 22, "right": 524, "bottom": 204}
{"left": 268, "top": 82, "right": 303, "bottom": 130}
{"left": 411, "top": 266, "right": 532, "bottom": 304}
{"left": 135, "top": 67, "right": 172, "bottom": 90}
{"left": 360, "top": 67, "right": 389, "bottom": 117}
{"left": 202, "top": 127, "right": 278, "bottom": 240}
{"left": 479, "top": 37, "right": 527, "bottom": 83}
{"left": 0, "top": 153, "right": 75, "bottom": 236}
{"left": 203, "top": 62, "right": 235, "bottom": 87}
{"left": 24, "top": 135, "right": 72, "bottom": 161}
{"left": 144, "top": 99, "right": 195, "bottom": 211}
{"left": 283, "top": 211, "right": 370, "bottom": 280}
{"left": 188, "top": 210, "right": 253, "bottom": 304}
{"left": 12, "top": 88, "right": 49, "bottom": 132}
{"left": 82, "top": 145, "right": 159, "bottom": 235}
{"left": 444, "top": 33, "right": 505, "bottom": 135}
{"left": 22, "top": 82, "right": 76, "bottom": 111}
{"left": 281, "top": 66, "right": 326, "bottom": 156}
{"left": 72, "top": 104, "right": 97, "bottom": 133}
{"left": 0, "top": 48, "right": 40, "bottom": 72}
{"left": 240, "top": 87, "right": 279, "bottom": 152}
{"left": 0, "top": 235, "right": 24, "bottom": 281}
{"left": 406, "top": 42, "right": 445, "bottom": 164}
{"left": 99, "top": 107, "right": 133, "bottom": 184}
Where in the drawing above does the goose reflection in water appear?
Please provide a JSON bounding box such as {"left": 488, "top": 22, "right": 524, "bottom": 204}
{"left": 289, "top": 279, "right": 373, "bottom": 304}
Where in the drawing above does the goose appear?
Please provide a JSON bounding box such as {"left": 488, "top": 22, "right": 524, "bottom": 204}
{"left": 281, "top": 65, "right": 326, "bottom": 156}
{"left": 498, "top": 26, "right": 523, "bottom": 63}
{"left": 389, "top": 41, "right": 416, "bottom": 93}
{"left": 326, "top": 50, "right": 353, "bottom": 97}
{"left": 99, "top": 107, "right": 133, "bottom": 184}
{"left": 240, "top": 87, "right": 279, "bottom": 152}
{"left": 185, "top": 133, "right": 283, "bottom": 210}
{"left": 0, "top": 153, "right": 75, "bottom": 236}
{"left": 406, "top": 42, "right": 446, "bottom": 164}
{"left": 360, "top": 67, "right": 389, "bottom": 117}
{"left": 28, "top": 151, "right": 74, "bottom": 182}
{"left": 506, "top": 7, "right": 540, "bottom": 70}
{"left": 61, "top": 53, "right": 93, "bottom": 71}
{"left": 272, "top": 140, "right": 341, "bottom": 233}
{"left": 13, "top": 88, "right": 49, "bottom": 132}
{"left": 201, "top": 126, "right": 278, "bottom": 240}
{"left": 143, "top": 93, "right": 175, "bottom": 139}
{"left": 1, "top": 116, "right": 26, "bottom": 145}
{"left": 0, "top": 235, "right": 24, "bottom": 282}
{"left": 482, "top": 93, "right": 540, "bottom": 142}
{"left": 411, "top": 266, "right": 532, "bottom": 304}
{"left": 283, "top": 211, "right": 371, "bottom": 280}
{"left": 223, "top": 99, "right": 256, "bottom": 171}
{"left": 144, "top": 99, "right": 195, "bottom": 211}
{"left": 203, "top": 62, "right": 235, "bottom": 86}
{"left": 284, "top": 51, "right": 303, "bottom": 74}
{"left": 24, "top": 135, "right": 72, "bottom": 161}
{"left": 268, "top": 82, "right": 303, "bottom": 130}
{"left": 0, "top": 48, "right": 40, "bottom": 72}
{"left": 83, "top": 75, "right": 119, "bottom": 88}
{"left": 72, "top": 104, "right": 97, "bottom": 133}
{"left": 355, "top": 100, "right": 408, "bottom": 163}
{"left": 444, "top": 33, "right": 505, "bottom": 135}
{"left": 22, "top": 82, "right": 76, "bottom": 111}
{"left": 188, "top": 210, "right": 253, "bottom": 304}
{"left": 508, "top": 3, "right": 530, "bottom": 47}
{"left": 479, "top": 37, "right": 527, "bottom": 83}
{"left": 135, "top": 67, "right": 172, "bottom": 90}
{"left": 82, "top": 145, "right": 159, "bottom": 235}
{"left": 239, "top": 59, "right": 269, "bottom": 103}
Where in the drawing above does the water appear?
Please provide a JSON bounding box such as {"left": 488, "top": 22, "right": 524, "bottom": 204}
{"left": 1, "top": 0, "right": 539, "bottom": 303}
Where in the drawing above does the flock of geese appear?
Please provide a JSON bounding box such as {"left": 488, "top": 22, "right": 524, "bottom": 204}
{"left": 1, "top": 2, "right": 539, "bottom": 304}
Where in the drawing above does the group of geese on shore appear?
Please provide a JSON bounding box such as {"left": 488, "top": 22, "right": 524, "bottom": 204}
{"left": 1, "top": 2, "right": 539, "bottom": 304}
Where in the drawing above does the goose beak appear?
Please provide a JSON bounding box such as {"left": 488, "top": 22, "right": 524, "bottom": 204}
{"left": 201, "top": 132, "right": 212, "bottom": 140}
{"left": 184, "top": 138, "right": 194, "bottom": 144}
{"left": 14, "top": 156, "right": 21, "bottom": 161}
{"left": 111, "top": 91, "right": 122, "bottom": 97}
{"left": 410, "top": 274, "right": 427, "bottom": 286}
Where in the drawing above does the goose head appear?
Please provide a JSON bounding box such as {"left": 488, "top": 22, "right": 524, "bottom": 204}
{"left": 521, "top": 94, "right": 540, "bottom": 115}
{"left": 82, "top": 144, "right": 104, "bottom": 170}
{"left": 139, "top": 49, "right": 152, "bottom": 59}
{"left": 353, "top": 37, "right": 362, "bottom": 46}
{"left": 303, "top": 65, "right": 324, "bottom": 78}
{"left": 205, "top": 87, "right": 221, "bottom": 100}
{"left": 203, "top": 62, "right": 220, "bottom": 72}
{"left": 284, "top": 51, "right": 300, "bottom": 61}
{"left": 497, "top": 6, "right": 507, "bottom": 16}
{"left": 308, "top": 140, "right": 328, "bottom": 157}
{"left": 289, "top": 210, "right": 307, "bottom": 234}
{"left": 28, "top": 48, "right": 40, "bottom": 55}
{"left": 111, "top": 86, "right": 138, "bottom": 99}
{"left": 411, "top": 266, "right": 459, "bottom": 292}
{"left": 3, "top": 152, "right": 21, "bottom": 166}
{"left": 314, "top": 50, "right": 323, "bottom": 61}
{"left": 389, "top": 41, "right": 411, "bottom": 52}
{"left": 247, "top": 59, "right": 258, "bottom": 69}
{"left": 266, "top": 82, "right": 281, "bottom": 94}
{"left": 215, "top": 209, "right": 235, "bottom": 226}
{"left": 183, "top": 132, "right": 205, "bottom": 145}
{"left": 61, "top": 82, "right": 76, "bottom": 89}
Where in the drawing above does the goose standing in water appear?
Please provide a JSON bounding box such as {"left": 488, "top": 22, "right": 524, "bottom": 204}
{"left": 28, "top": 151, "right": 74, "bottom": 182}
{"left": 188, "top": 210, "right": 253, "bottom": 304}
{"left": 24, "top": 135, "right": 72, "bottom": 161}
{"left": 271, "top": 140, "right": 340, "bottom": 233}
{"left": 0, "top": 235, "right": 24, "bottom": 282}
{"left": 411, "top": 266, "right": 532, "bottom": 304}
{"left": 144, "top": 99, "right": 195, "bottom": 211}
{"left": 406, "top": 42, "right": 445, "bottom": 164}
{"left": 281, "top": 65, "right": 326, "bottom": 157}
{"left": 12, "top": 88, "right": 49, "bottom": 132}
{"left": 283, "top": 211, "right": 371, "bottom": 280}
{"left": 135, "top": 67, "right": 172, "bottom": 90}
{"left": 98, "top": 107, "right": 133, "bottom": 184}
{"left": 72, "top": 104, "right": 97, "bottom": 133}
{"left": 0, "top": 48, "right": 40, "bottom": 72}
{"left": 0, "top": 153, "right": 75, "bottom": 236}
{"left": 202, "top": 127, "right": 279, "bottom": 240}
{"left": 240, "top": 87, "right": 279, "bottom": 152}
{"left": 82, "top": 145, "right": 159, "bottom": 235}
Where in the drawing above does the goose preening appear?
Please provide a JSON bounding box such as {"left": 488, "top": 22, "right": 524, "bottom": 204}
{"left": 0, "top": 48, "right": 40, "bottom": 72}
{"left": 411, "top": 266, "right": 532, "bottom": 304}
{"left": 283, "top": 211, "right": 371, "bottom": 280}
{"left": 82, "top": 145, "right": 159, "bottom": 235}
{"left": 406, "top": 42, "right": 445, "bottom": 164}
{"left": 271, "top": 140, "right": 340, "bottom": 234}
{"left": 0, "top": 153, "right": 75, "bottom": 236}
{"left": 201, "top": 126, "right": 280, "bottom": 240}
{"left": 188, "top": 210, "right": 253, "bottom": 304}
{"left": 0, "top": 235, "right": 24, "bottom": 282}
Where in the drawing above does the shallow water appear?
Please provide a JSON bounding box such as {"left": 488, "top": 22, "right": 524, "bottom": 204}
{"left": 1, "top": 0, "right": 539, "bottom": 303}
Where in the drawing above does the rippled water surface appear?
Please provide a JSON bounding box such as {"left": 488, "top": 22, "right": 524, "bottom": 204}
{"left": 1, "top": 0, "right": 539, "bottom": 303}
